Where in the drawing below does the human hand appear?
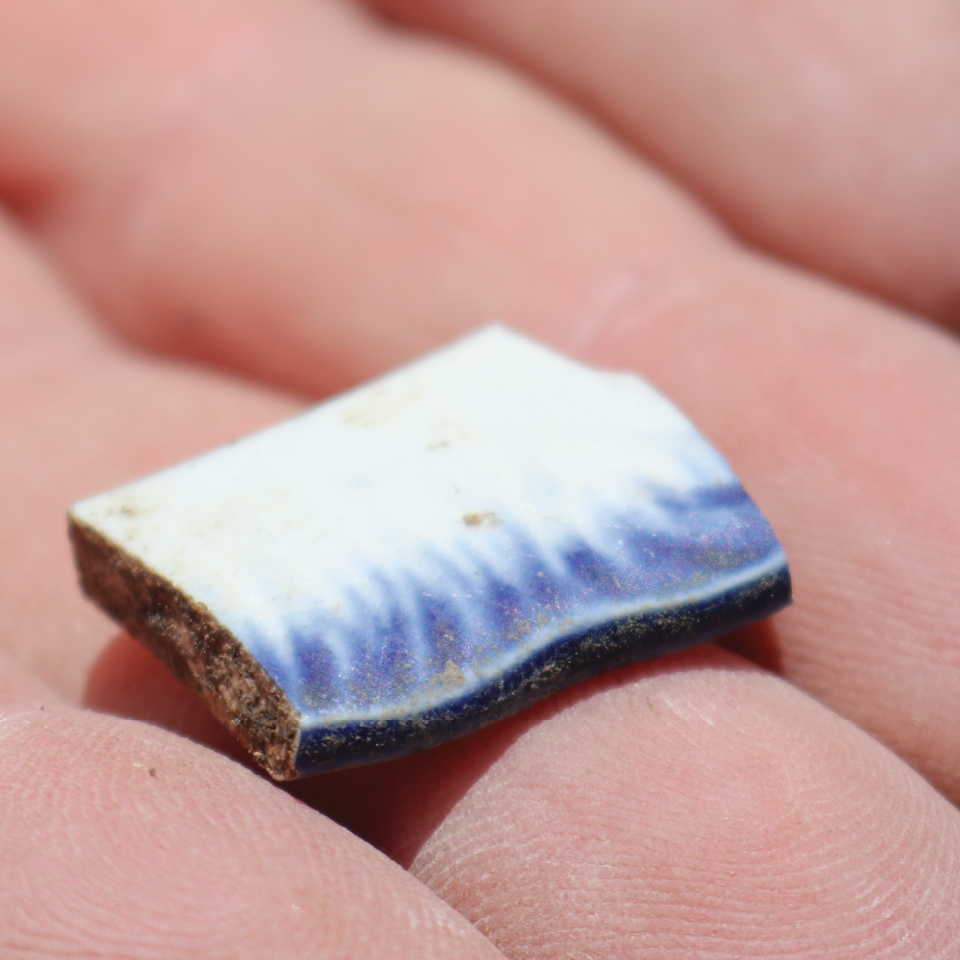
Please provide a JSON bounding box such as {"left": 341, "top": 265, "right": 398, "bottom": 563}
{"left": 1, "top": 1, "right": 959, "bottom": 956}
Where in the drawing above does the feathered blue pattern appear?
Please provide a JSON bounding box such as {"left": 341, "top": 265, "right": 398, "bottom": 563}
{"left": 231, "top": 481, "right": 788, "bottom": 773}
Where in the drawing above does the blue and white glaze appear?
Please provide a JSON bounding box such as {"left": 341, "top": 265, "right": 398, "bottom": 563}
{"left": 71, "top": 327, "right": 790, "bottom": 774}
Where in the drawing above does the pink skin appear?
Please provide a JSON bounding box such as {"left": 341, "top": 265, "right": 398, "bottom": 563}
{"left": 0, "top": 1, "right": 959, "bottom": 956}
{"left": 369, "top": 0, "right": 960, "bottom": 325}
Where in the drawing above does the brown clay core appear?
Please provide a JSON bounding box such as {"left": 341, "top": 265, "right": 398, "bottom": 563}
{"left": 69, "top": 518, "right": 301, "bottom": 780}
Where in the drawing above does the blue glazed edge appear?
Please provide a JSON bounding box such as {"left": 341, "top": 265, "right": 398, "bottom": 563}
{"left": 238, "top": 480, "right": 786, "bottom": 714}
{"left": 293, "top": 554, "right": 791, "bottom": 775}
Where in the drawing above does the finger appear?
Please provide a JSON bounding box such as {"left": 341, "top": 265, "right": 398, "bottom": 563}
{"left": 295, "top": 646, "right": 960, "bottom": 958}
{"left": 1, "top": 0, "right": 959, "bottom": 805}
{"left": 0, "top": 0, "right": 729, "bottom": 394}
{"left": 368, "top": 0, "right": 960, "bottom": 326}
{"left": 0, "top": 656, "right": 504, "bottom": 960}
{"left": 0, "top": 210, "right": 301, "bottom": 700}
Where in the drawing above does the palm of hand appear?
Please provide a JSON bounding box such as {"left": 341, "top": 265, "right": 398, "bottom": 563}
{"left": 1, "top": 2, "right": 959, "bottom": 957}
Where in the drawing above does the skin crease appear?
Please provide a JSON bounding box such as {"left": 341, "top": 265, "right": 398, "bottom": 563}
{"left": 0, "top": 0, "right": 957, "bottom": 956}
{"left": 367, "top": 0, "right": 960, "bottom": 326}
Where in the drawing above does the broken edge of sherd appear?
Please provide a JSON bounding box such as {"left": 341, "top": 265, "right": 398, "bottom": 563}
{"left": 67, "top": 513, "right": 303, "bottom": 781}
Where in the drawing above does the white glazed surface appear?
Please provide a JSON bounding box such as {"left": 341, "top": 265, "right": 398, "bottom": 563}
{"left": 71, "top": 328, "right": 785, "bottom": 731}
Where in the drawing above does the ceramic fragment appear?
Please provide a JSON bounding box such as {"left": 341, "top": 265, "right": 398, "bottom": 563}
{"left": 69, "top": 327, "right": 790, "bottom": 779}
